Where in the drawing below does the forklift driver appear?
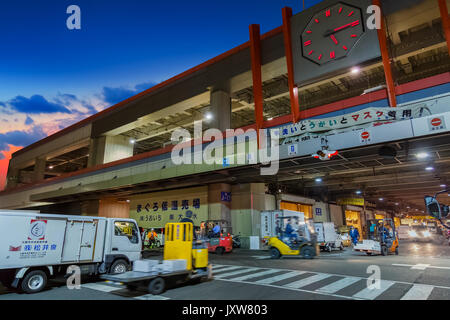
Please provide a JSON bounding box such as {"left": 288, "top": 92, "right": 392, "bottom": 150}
{"left": 285, "top": 219, "right": 296, "bottom": 239}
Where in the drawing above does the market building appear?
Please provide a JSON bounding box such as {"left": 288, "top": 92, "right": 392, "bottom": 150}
{"left": 1, "top": 0, "right": 449, "bottom": 248}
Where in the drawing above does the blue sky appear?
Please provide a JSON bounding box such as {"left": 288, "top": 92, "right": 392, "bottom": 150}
{"left": 0, "top": 0, "right": 323, "bottom": 188}
{"left": 0, "top": 0, "right": 321, "bottom": 101}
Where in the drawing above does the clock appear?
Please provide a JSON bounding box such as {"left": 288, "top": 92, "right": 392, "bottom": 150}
{"left": 290, "top": 0, "right": 381, "bottom": 86}
{"left": 301, "top": 2, "right": 365, "bottom": 65}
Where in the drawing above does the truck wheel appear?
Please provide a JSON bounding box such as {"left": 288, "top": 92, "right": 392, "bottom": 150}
{"left": 301, "top": 246, "right": 315, "bottom": 259}
{"left": 339, "top": 243, "right": 344, "bottom": 251}
{"left": 110, "top": 259, "right": 129, "bottom": 274}
{"left": 215, "top": 247, "right": 225, "bottom": 255}
{"left": 327, "top": 244, "right": 332, "bottom": 252}
{"left": 21, "top": 270, "right": 47, "bottom": 294}
{"left": 381, "top": 246, "right": 388, "bottom": 256}
{"left": 148, "top": 277, "right": 165, "bottom": 295}
{"left": 270, "top": 247, "right": 281, "bottom": 259}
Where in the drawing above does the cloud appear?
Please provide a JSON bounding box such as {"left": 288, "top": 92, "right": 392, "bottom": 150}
{"left": 25, "top": 116, "right": 34, "bottom": 125}
{"left": 102, "top": 82, "right": 157, "bottom": 105}
{"left": 7, "top": 95, "right": 72, "bottom": 114}
{"left": 0, "top": 126, "right": 47, "bottom": 152}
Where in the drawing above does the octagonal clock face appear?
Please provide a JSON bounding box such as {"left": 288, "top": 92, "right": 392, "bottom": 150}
{"left": 301, "top": 2, "right": 365, "bottom": 65}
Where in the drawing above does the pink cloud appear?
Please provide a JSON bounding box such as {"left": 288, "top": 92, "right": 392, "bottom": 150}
{"left": 0, "top": 145, "right": 23, "bottom": 191}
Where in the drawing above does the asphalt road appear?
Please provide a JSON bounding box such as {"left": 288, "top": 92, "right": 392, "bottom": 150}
{"left": 2, "top": 236, "right": 450, "bottom": 300}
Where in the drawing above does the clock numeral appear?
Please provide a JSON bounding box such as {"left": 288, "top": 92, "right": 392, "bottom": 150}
{"left": 351, "top": 34, "right": 357, "bottom": 38}
{"left": 325, "top": 9, "right": 331, "bottom": 17}
{"left": 306, "top": 30, "right": 312, "bottom": 34}
{"left": 348, "top": 10, "right": 354, "bottom": 17}
{"left": 308, "top": 50, "right": 314, "bottom": 55}
{"left": 338, "top": 7, "right": 343, "bottom": 14}
{"left": 318, "top": 54, "right": 323, "bottom": 61}
{"left": 304, "top": 40, "right": 312, "bottom": 47}
{"left": 343, "top": 45, "right": 348, "bottom": 51}
{"left": 315, "top": 18, "right": 319, "bottom": 23}
{"left": 330, "top": 51, "right": 336, "bottom": 59}
{"left": 351, "top": 20, "right": 360, "bottom": 27}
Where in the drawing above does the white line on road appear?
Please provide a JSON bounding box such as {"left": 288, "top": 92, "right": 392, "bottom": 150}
{"left": 316, "top": 277, "right": 361, "bottom": 294}
{"left": 214, "top": 268, "right": 261, "bottom": 279}
{"left": 352, "top": 280, "right": 395, "bottom": 300}
{"left": 82, "top": 283, "right": 123, "bottom": 293}
{"left": 253, "top": 271, "right": 305, "bottom": 284}
{"left": 411, "top": 264, "right": 430, "bottom": 270}
{"left": 392, "top": 263, "right": 450, "bottom": 270}
{"left": 135, "top": 294, "right": 170, "bottom": 300}
{"left": 230, "top": 269, "right": 283, "bottom": 282}
{"left": 212, "top": 266, "right": 242, "bottom": 274}
{"left": 283, "top": 274, "right": 332, "bottom": 289}
{"left": 401, "top": 284, "right": 434, "bottom": 300}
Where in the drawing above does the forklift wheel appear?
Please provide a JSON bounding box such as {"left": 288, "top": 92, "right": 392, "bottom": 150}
{"left": 126, "top": 284, "right": 138, "bottom": 291}
{"left": 300, "top": 246, "right": 315, "bottom": 259}
{"left": 148, "top": 277, "right": 165, "bottom": 295}
{"left": 270, "top": 247, "right": 281, "bottom": 259}
{"left": 381, "top": 246, "right": 388, "bottom": 256}
{"left": 215, "top": 247, "right": 225, "bottom": 255}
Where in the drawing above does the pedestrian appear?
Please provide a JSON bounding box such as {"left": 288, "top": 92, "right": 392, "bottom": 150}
{"left": 213, "top": 223, "right": 221, "bottom": 237}
{"left": 350, "top": 226, "right": 359, "bottom": 245}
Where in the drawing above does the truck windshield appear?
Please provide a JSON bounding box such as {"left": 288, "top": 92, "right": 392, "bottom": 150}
{"left": 114, "top": 221, "right": 139, "bottom": 244}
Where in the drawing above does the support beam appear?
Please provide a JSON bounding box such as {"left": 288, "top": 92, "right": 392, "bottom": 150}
{"left": 438, "top": 0, "right": 450, "bottom": 55}
{"left": 282, "top": 7, "right": 301, "bottom": 123}
{"left": 249, "top": 24, "right": 265, "bottom": 147}
{"left": 373, "top": 0, "right": 397, "bottom": 107}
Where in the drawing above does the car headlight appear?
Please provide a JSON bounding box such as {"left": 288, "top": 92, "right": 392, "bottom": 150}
{"left": 409, "top": 231, "right": 418, "bottom": 237}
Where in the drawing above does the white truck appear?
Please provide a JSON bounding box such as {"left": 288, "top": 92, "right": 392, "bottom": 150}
{"left": 0, "top": 210, "right": 142, "bottom": 293}
{"left": 314, "top": 222, "right": 344, "bottom": 252}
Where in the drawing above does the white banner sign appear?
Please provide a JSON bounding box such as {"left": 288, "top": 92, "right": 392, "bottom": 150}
{"left": 275, "top": 103, "right": 431, "bottom": 140}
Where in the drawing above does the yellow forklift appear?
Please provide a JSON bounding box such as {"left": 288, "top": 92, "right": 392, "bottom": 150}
{"left": 354, "top": 218, "right": 399, "bottom": 256}
{"left": 101, "top": 222, "right": 212, "bottom": 294}
{"left": 268, "top": 215, "right": 318, "bottom": 259}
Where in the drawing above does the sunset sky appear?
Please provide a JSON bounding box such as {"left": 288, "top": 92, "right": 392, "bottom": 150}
{"left": 0, "top": 0, "right": 322, "bottom": 189}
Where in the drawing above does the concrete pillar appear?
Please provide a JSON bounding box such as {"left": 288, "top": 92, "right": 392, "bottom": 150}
{"left": 81, "top": 200, "right": 100, "bottom": 216}
{"left": 32, "top": 157, "right": 46, "bottom": 182}
{"left": 88, "top": 135, "right": 134, "bottom": 167}
{"left": 98, "top": 198, "right": 130, "bottom": 218}
{"left": 210, "top": 90, "right": 231, "bottom": 132}
{"left": 208, "top": 183, "right": 232, "bottom": 224}
{"left": 5, "top": 166, "right": 19, "bottom": 189}
{"left": 230, "top": 183, "right": 274, "bottom": 248}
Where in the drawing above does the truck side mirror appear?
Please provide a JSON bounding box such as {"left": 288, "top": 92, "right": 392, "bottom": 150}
{"left": 424, "top": 196, "right": 444, "bottom": 219}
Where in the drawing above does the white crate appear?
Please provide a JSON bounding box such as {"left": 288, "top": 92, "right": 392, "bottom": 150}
{"left": 133, "top": 259, "right": 160, "bottom": 272}
{"left": 153, "top": 259, "right": 187, "bottom": 273}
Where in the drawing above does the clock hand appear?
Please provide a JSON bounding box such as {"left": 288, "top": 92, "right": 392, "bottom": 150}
{"left": 323, "top": 20, "right": 360, "bottom": 37}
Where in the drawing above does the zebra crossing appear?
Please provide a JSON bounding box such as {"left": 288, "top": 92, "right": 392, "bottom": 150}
{"left": 81, "top": 281, "right": 170, "bottom": 300}
{"left": 212, "top": 264, "right": 449, "bottom": 300}
{"left": 77, "top": 263, "right": 449, "bottom": 300}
